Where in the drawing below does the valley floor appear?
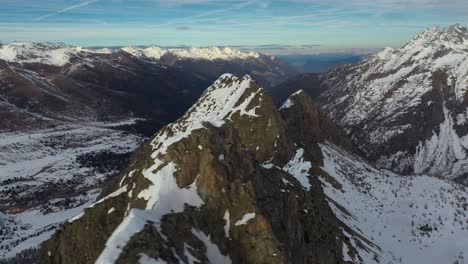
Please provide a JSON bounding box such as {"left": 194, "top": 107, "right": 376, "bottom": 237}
{"left": 0, "top": 120, "right": 143, "bottom": 258}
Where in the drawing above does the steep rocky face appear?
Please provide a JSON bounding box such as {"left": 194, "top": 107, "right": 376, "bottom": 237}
{"left": 313, "top": 24, "right": 468, "bottom": 181}
{"left": 37, "top": 74, "right": 352, "bottom": 264}
{"left": 279, "top": 90, "right": 356, "bottom": 164}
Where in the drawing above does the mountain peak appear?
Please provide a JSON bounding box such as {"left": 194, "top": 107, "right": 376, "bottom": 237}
{"left": 171, "top": 73, "right": 260, "bottom": 131}
{"left": 0, "top": 42, "right": 98, "bottom": 66}
{"left": 405, "top": 24, "right": 468, "bottom": 48}
{"left": 37, "top": 74, "right": 350, "bottom": 264}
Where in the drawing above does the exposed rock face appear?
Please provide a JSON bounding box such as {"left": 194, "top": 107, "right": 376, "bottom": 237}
{"left": 279, "top": 90, "right": 356, "bottom": 163}
{"left": 37, "top": 74, "right": 353, "bottom": 264}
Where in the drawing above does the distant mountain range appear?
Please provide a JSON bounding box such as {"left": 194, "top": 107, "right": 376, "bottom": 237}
{"left": 0, "top": 43, "right": 296, "bottom": 134}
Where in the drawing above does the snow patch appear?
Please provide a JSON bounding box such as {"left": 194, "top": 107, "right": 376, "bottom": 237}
{"left": 223, "top": 210, "right": 230, "bottom": 238}
{"left": 283, "top": 148, "right": 312, "bottom": 190}
{"left": 235, "top": 212, "right": 256, "bottom": 226}
{"left": 191, "top": 228, "right": 232, "bottom": 264}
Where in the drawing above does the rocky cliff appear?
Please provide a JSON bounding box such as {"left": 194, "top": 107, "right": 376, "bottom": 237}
{"left": 36, "top": 74, "right": 354, "bottom": 263}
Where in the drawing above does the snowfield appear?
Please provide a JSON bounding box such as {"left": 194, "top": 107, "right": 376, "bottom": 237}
{"left": 319, "top": 143, "right": 468, "bottom": 264}
{"left": 0, "top": 120, "right": 143, "bottom": 258}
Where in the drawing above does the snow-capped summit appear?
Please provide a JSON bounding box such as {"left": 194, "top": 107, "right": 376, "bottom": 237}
{"left": 0, "top": 42, "right": 294, "bottom": 88}
{"left": 316, "top": 24, "right": 468, "bottom": 182}
{"left": 405, "top": 24, "right": 468, "bottom": 48}
{"left": 154, "top": 73, "right": 261, "bottom": 137}
{"left": 120, "top": 46, "right": 260, "bottom": 61}
{"left": 0, "top": 42, "right": 95, "bottom": 66}
{"left": 0, "top": 43, "right": 261, "bottom": 67}
{"left": 376, "top": 24, "right": 468, "bottom": 62}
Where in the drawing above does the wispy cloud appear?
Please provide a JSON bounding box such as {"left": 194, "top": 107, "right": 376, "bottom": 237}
{"left": 176, "top": 26, "right": 192, "bottom": 30}
{"left": 163, "top": 0, "right": 256, "bottom": 25}
{"left": 36, "top": 0, "right": 99, "bottom": 20}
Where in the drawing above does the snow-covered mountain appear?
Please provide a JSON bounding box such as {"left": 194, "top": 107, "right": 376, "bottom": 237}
{"left": 119, "top": 45, "right": 295, "bottom": 88}
{"left": 33, "top": 75, "right": 467, "bottom": 264}
{"left": 0, "top": 42, "right": 111, "bottom": 67}
{"left": 0, "top": 43, "right": 217, "bottom": 134}
{"left": 120, "top": 46, "right": 260, "bottom": 61}
{"left": 313, "top": 24, "right": 468, "bottom": 184}
{"left": 0, "top": 42, "right": 295, "bottom": 132}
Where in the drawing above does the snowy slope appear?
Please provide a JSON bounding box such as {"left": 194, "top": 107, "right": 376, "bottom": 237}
{"left": 319, "top": 24, "right": 468, "bottom": 180}
{"left": 0, "top": 43, "right": 261, "bottom": 65}
{"left": 319, "top": 143, "right": 468, "bottom": 264}
{"left": 0, "top": 43, "right": 100, "bottom": 66}
{"left": 0, "top": 120, "right": 142, "bottom": 258}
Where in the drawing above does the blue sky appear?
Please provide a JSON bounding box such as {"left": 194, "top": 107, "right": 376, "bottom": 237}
{"left": 1, "top": 0, "right": 468, "bottom": 51}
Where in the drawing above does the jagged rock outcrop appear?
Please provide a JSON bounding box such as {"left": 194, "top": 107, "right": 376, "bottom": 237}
{"left": 37, "top": 74, "right": 353, "bottom": 264}
{"left": 279, "top": 90, "right": 356, "bottom": 163}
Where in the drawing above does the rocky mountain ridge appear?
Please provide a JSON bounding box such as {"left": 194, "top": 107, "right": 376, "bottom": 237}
{"left": 36, "top": 74, "right": 356, "bottom": 263}
{"left": 35, "top": 74, "right": 468, "bottom": 264}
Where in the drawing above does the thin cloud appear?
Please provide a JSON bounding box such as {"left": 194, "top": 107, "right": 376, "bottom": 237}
{"left": 176, "top": 26, "right": 192, "bottom": 30}
{"left": 36, "top": 0, "right": 99, "bottom": 20}
{"left": 163, "top": 0, "right": 256, "bottom": 25}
